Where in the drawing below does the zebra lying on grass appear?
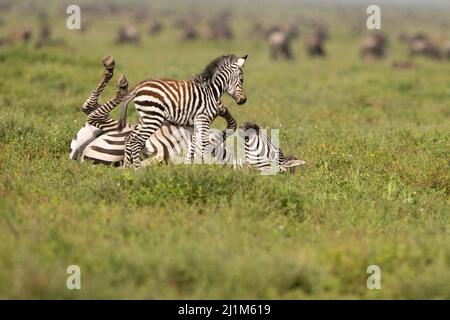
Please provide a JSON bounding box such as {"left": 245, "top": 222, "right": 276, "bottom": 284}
{"left": 119, "top": 54, "right": 249, "bottom": 169}
{"left": 70, "top": 56, "right": 305, "bottom": 174}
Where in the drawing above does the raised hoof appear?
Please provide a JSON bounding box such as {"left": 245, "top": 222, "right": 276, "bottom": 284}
{"left": 116, "top": 74, "right": 128, "bottom": 90}
{"left": 102, "top": 55, "right": 115, "bottom": 70}
{"left": 81, "top": 101, "right": 98, "bottom": 115}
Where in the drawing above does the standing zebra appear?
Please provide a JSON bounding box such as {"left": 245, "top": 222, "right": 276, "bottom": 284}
{"left": 118, "top": 54, "right": 248, "bottom": 169}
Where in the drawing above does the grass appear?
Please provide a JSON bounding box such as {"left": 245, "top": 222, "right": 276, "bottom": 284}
{"left": 0, "top": 0, "right": 449, "bottom": 299}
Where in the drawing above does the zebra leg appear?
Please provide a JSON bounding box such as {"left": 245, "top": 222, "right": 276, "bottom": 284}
{"left": 87, "top": 74, "right": 128, "bottom": 132}
{"left": 185, "top": 132, "right": 196, "bottom": 164}
{"left": 81, "top": 55, "right": 115, "bottom": 115}
{"left": 123, "top": 133, "right": 134, "bottom": 168}
{"left": 194, "top": 115, "right": 212, "bottom": 163}
{"left": 125, "top": 118, "right": 164, "bottom": 169}
{"left": 218, "top": 106, "right": 237, "bottom": 142}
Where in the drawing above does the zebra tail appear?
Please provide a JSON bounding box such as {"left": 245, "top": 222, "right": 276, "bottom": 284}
{"left": 117, "top": 92, "right": 135, "bottom": 130}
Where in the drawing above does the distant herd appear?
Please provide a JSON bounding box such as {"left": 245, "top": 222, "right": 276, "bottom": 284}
{"left": 1, "top": 4, "right": 449, "bottom": 65}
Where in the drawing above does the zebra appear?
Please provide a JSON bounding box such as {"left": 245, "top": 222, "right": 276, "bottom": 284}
{"left": 118, "top": 54, "right": 248, "bottom": 169}
{"left": 237, "top": 122, "right": 305, "bottom": 174}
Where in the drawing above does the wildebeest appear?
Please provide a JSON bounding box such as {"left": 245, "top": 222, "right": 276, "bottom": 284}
{"left": 35, "top": 21, "right": 67, "bottom": 49}
{"left": 306, "top": 26, "right": 328, "bottom": 57}
{"left": 180, "top": 24, "right": 199, "bottom": 41}
{"left": 12, "top": 25, "right": 33, "bottom": 43}
{"left": 401, "top": 33, "right": 442, "bottom": 60}
{"left": 116, "top": 25, "right": 140, "bottom": 45}
{"left": 148, "top": 21, "right": 163, "bottom": 36}
{"left": 173, "top": 16, "right": 199, "bottom": 41}
{"left": 361, "top": 33, "right": 387, "bottom": 59}
{"left": 0, "top": 24, "right": 33, "bottom": 47}
{"left": 268, "top": 28, "right": 294, "bottom": 60}
{"left": 266, "top": 23, "right": 299, "bottom": 61}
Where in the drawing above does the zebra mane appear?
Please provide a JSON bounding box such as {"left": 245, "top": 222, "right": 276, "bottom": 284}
{"left": 192, "top": 54, "right": 238, "bottom": 84}
{"left": 240, "top": 122, "right": 261, "bottom": 133}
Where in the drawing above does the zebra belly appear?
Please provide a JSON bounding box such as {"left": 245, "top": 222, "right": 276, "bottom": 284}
{"left": 134, "top": 83, "right": 197, "bottom": 126}
{"left": 81, "top": 130, "right": 129, "bottom": 164}
{"left": 69, "top": 123, "right": 103, "bottom": 160}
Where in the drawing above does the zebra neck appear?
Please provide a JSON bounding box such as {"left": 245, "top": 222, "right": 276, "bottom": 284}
{"left": 193, "top": 80, "right": 222, "bottom": 105}
{"left": 211, "top": 78, "right": 226, "bottom": 101}
{"left": 262, "top": 135, "right": 287, "bottom": 165}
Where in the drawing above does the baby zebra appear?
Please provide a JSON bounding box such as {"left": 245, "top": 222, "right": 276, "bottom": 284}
{"left": 118, "top": 54, "right": 248, "bottom": 169}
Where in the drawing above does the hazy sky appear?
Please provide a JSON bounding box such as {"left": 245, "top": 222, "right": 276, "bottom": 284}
{"left": 240, "top": 0, "right": 450, "bottom": 7}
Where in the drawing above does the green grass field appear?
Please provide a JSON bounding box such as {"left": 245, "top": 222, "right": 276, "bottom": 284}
{"left": 0, "top": 0, "right": 449, "bottom": 299}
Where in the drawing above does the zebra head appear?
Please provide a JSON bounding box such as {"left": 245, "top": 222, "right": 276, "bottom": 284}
{"left": 238, "top": 122, "right": 305, "bottom": 173}
{"left": 225, "top": 55, "right": 248, "bottom": 105}
{"left": 197, "top": 54, "right": 248, "bottom": 105}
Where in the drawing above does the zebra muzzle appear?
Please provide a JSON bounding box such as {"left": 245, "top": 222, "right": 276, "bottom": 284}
{"left": 236, "top": 96, "right": 247, "bottom": 105}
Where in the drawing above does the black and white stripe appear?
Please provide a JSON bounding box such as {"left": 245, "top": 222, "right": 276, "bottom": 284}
{"left": 238, "top": 122, "right": 305, "bottom": 174}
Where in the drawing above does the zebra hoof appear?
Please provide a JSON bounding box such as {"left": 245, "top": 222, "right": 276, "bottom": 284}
{"left": 116, "top": 74, "right": 128, "bottom": 90}
{"left": 102, "top": 55, "right": 115, "bottom": 70}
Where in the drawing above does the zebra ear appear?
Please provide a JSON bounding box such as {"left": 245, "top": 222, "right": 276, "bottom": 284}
{"left": 236, "top": 55, "right": 248, "bottom": 67}
{"left": 283, "top": 159, "right": 306, "bottom": 168}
